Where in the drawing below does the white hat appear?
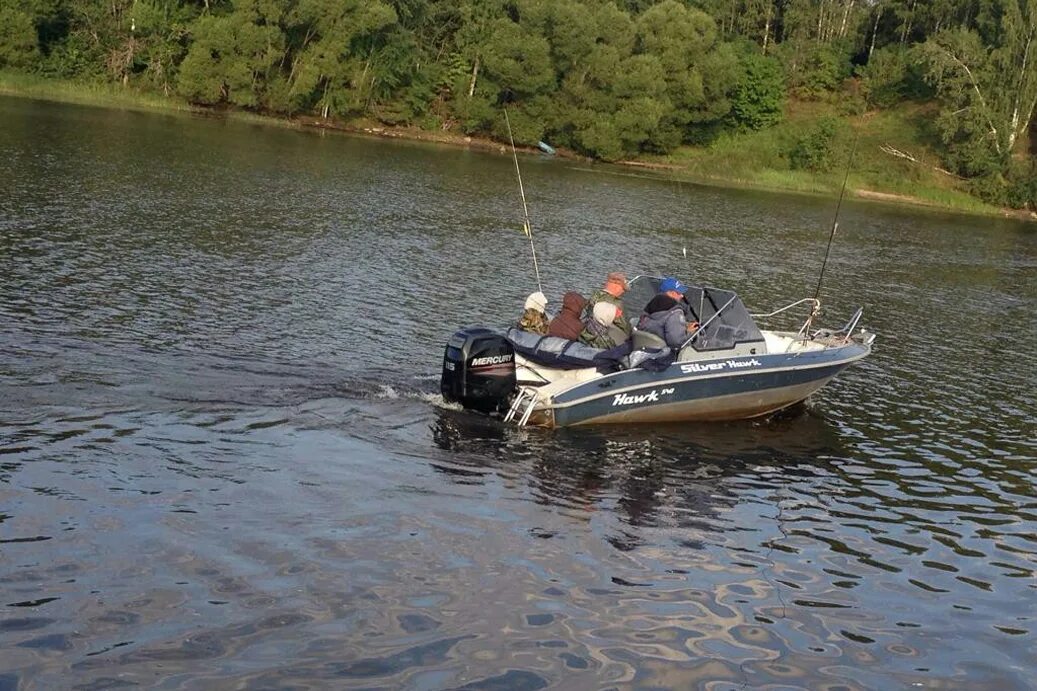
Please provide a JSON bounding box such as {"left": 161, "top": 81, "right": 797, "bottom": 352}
{"left": 524, "top": 291, "right": 548, "bottom": 312}
{"left": 592, "top": 301, "right": 617, "bottom": 325}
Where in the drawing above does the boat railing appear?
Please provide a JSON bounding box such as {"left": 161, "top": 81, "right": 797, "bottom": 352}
{"left": 752, "top": 298, "right": 867, "bottom": 348}
{"left": 750, "top": 297, "right": 820, "bottom": 321}
{"left": 751, "top": 297, "right": 820, "bottom": 344}
{"left": 814, "top": 307, "right": 865, "bottom": 343}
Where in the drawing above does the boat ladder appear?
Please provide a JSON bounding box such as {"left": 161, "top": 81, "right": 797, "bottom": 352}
{"left": 503, "top": 387, "right": 540, "bottom": 426}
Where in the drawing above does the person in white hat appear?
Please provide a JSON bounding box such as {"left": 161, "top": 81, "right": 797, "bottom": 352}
{"left": 579, "top": 301, "right": 620, "bottom": 349}
{"left": 517, "top": 291, "right": 550, "bottom": 334}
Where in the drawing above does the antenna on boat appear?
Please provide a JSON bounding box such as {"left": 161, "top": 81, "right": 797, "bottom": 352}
{"left": 503, "top": 107, "right": 544, "bottom": 294}
{"left": 810, "top": 125, "right": 862, "bottom": 322}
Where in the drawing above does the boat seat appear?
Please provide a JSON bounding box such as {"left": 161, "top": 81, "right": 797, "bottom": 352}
{"left": 632, "top": 328, "right": 667, "bottom": 350}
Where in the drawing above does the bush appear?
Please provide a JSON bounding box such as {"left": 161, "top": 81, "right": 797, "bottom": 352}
{"left": 789, "top": 117, "right": 848, "bottom": 172}
{"left": 39, "top": 32, "right": 105, "bottom": 80}
{"left": 0, "top": 8, "right": 40, "bottom": 70}
{"left": 778, "top": 41, "right": 853, "bottom": 100}
{"left": 1005, "top": 161, "right": 1037, "bottom": 209}
{"left": 731, "top": 52, "right": 785, "bottom": 130}
{"left": 858, "top": 46, "right": 932, "bottom": 108}
{"left": 968, "top": 173, "right": 1010, "bottom": 206}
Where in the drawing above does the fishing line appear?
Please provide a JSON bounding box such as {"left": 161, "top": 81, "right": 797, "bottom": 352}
{"left": 503, "top": 107, "right": 543, "bottom": 294}
{"left": 664, "top": 170, "right": 694, "bottom": 282}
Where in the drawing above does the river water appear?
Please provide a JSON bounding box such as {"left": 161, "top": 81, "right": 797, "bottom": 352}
{"left": 1, "top": 96, "right": 1035, "bottom": 689}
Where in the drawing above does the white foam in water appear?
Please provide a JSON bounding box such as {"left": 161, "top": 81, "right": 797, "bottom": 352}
{"left": 372, "top": 384, "right": 462, "bottom": 410}
{"left": 423, "top": 392, "right": 464, "bottom": 410}
{"left": 374, "top": 384, "right": 400, "bottom": 399}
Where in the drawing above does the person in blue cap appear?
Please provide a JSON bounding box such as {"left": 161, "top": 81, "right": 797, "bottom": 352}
{"left": 637, "top": 277, "right": 698, "bottom": 349}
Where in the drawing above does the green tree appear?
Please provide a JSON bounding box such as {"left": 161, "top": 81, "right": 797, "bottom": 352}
{"left": 635, "top": 0, "right": 737, "bottom": 146}
{"left": 919, "top": 1, "right": 1037, "bottom": 174}
{"left": 858, "top": 44, "right": 931, "bottom": 107}
{"left": 458, "top": 14, "right": 554, "bottom": 136}
{"left": 0, "top": 5, "right": 40, "bottom": 69}
{"left": 128, "top": 0, "right": 198, "bottom": 93}
{"left": 731, "top": 50, "right": 785, "bottom": 129}
{"left": 177, "top": 0, "right": 287, "bottom": 108}
{"left": 282, "top": 0, "right": 399, "bottom": 117}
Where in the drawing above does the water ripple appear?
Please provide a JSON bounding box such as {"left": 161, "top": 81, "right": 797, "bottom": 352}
{"left": 0, "top": 96, "right": 1034, "bottom": 689}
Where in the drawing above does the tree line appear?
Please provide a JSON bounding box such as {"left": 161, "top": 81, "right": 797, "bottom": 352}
{"left": 2, "top": 0, "right": 1035, "bottom": 208}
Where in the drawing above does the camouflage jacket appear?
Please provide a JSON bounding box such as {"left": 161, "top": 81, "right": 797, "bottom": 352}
{"left": 579, "top": 318, "right": 618, "bottom": 349}
{"left": 517, "top": 308, "right": 550, "bottom": 335}
{"left": 583, "top": 289, "right": 632, "bottom": 336}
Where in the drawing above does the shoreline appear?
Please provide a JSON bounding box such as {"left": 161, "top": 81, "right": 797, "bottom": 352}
{"left": 2, "top": 74, "right": 1033, "bottom": 223}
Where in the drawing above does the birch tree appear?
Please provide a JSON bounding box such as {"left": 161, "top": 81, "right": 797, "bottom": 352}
{"left": 919, "top": 0, "right": 1037, "bottom": 174}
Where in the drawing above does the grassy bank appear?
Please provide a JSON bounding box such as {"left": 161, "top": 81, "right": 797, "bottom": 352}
{"left": 0, "top": 71, "right": 520, "bottom": 152}
{"left": 647, "top": 102, "right": 1006, "bottom": 216}
{"left": 0, "top": 72, "right": 1022, "bottom": 219}
{"left": 0, "top": 71, "right": 195, "bottom": 113}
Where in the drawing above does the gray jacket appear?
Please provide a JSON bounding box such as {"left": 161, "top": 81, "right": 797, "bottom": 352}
{"left": 638, "top": 303, "right": 688, "bottom": 349}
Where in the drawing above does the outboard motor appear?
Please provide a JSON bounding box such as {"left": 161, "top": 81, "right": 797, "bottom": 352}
{"left": 441, "top": 328, "right": 516, "bottom": 414}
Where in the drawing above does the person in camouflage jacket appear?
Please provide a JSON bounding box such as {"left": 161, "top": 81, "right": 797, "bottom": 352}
{"left": 583, "top": 272, "right": 631, "bottom": 338}
{"left": 517, "top": 291, "right": 550, "bottom": 334}
{"left": 579, "top": 301, "right": 620, "bottom": 349}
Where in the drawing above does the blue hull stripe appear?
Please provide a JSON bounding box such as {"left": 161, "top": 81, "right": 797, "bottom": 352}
{"left": 548, "top": 343, "right": 869, "bottom": 426}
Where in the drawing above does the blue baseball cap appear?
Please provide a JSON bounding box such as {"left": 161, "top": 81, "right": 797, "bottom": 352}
{"left": 660, "top": 277, "right": 687, "bottom": 294}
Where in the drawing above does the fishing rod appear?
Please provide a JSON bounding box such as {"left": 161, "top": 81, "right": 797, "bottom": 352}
{"left": 503, "top": 107, "right": 544, "bottom": 295}
{"left": 796, "top": 121, "right": 862, "bottom": 342}
{"left": 812, "top": 125, "right": 862, "bottom": 308}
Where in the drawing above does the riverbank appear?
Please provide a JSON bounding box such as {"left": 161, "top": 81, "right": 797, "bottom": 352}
{"left": 2, "top": 72, "right": 1030, "bottom": 221}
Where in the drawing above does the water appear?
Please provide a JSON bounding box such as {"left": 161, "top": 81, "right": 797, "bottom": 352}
{"left": 1, "top": 96, "right": 1035, "bottom": 689}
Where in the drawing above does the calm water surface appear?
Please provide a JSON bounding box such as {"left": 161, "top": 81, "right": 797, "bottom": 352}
{"left": 1, "top": 97, "right": 1035, "bottom": 690}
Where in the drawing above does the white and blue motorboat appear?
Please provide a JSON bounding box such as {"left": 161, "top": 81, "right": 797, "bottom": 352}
{"left": 440, "top": 275, "right": 875, "bottom": 427}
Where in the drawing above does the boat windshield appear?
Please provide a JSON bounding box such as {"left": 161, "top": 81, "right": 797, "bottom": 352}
{"left": 624, "top": 275, "right": 765, "bottom": 352}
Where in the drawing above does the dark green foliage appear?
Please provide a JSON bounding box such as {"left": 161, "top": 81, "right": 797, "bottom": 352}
{"left": 779, "top": 41, "right": 854, "bottom": 100}
{"left": 1008, "top": 162, "right": 1037, "bottom": 210}
{"left": 177, "top": 6, "right": 285, "bottom": 107}
{"left": 0, "top": 7, "right": 41, "bottom": 69}
{"left": 789, "top": 117, "right": 847, "bottom": 172}
{"left": 973, "top": 161, "right": 1037, "bottom": 208}
{"left": 858, "top": 46, "right": 931, "bottom": 108}
{"left": 0, "top": 0, "right": 1033, "bottom": 207}
{"left": 731, "top": 51, "right": 784, "bottom": 130}
{"left": 916, "top": 9, "right": 1037, "bottom": 201}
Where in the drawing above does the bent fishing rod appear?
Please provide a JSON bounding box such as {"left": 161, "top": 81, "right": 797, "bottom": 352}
{"left": 503, "top": 107, "right": 544, "bottom": 294}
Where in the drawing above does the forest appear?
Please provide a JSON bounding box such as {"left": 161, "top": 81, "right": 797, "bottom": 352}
{"left": 1, "top": 0, "right": 1035, "bottom": 210}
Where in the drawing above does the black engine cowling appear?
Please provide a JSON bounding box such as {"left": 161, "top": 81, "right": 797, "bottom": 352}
{"left": 440, "top": 328, "right": 516, "bottom": 414}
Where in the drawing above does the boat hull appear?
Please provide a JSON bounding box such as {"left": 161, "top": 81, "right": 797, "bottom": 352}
{"left": 543, "top": 344, "right": 868, "bottom": 427}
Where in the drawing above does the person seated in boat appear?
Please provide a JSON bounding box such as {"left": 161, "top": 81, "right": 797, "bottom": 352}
{"left": 580, "top": 301, "right": 623, "bottom": 349}
{"left": 517, "top": 291, "right": 550, "bottom": 334}
{"left": 583, "top": 272, "right": 631, "bottom": 338}
{"left": 638, "top": 277, "right": 699, "bottom": 349}
{"left": 547, "top": 291, "right": 588, "bottom": 341}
